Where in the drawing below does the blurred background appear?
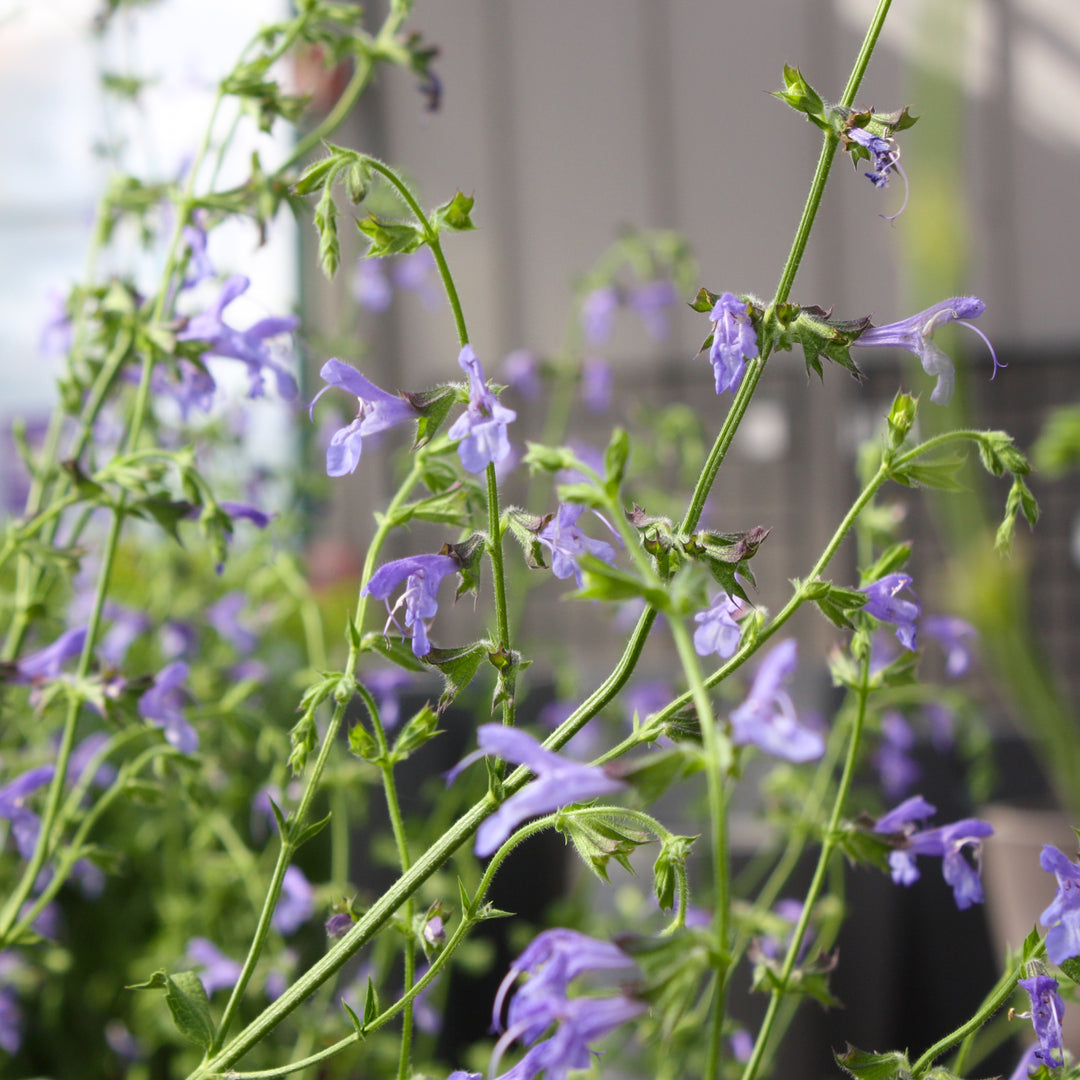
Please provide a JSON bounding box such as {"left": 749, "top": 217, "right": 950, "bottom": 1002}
{"left": 3, "top": 0, "right": 1080, "bottom": 1073}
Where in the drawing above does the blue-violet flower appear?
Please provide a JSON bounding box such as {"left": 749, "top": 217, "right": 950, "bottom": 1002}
{"left": 850, "top": 297, "right": 1002, "bottom": 406}
{"left": 693, "top": 592, "right": 742, "bottom": 659}
{"left": 309, "top": 358, "right": 420, "bottom": 477}
{"left": 860, "top": 573, "right": 920, "bottom": 651}
{"left": 708, "top": 293, "right": 758, "bottom": 394}
{"left": 729, "top": 640, "right": 824, "bottom": 763}
{"left": 1040, "top": 845, "right": 1080, "bottom": 965}
{"left": 361, "top": 553, "right": 460, "bottom": 657}
{"left": 923, "top": 615, "right": 978, "bottom": 678}
{"left": 536, "top": 503, "right": 618, "bottom": 589}
{"left": 448, "top": 346, "right": 517, "bottom": 472}
{"left": 1018, "top": 974, "right": 1065, "bottom": 1069}
{"left": 138, "top": 661, "right": 198, "bottom": 754}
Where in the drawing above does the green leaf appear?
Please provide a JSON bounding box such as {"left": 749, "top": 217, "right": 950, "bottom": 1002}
{"left": 164, "top": 971, "right": 215, "bottom": 1049}
{"left": 653, "top": 835, "right": 697, "bottom": 910}
{"left": 362, "top": 976, "right": 380, "bottom": 1026}
{"left": 359, "top": 631, "right": 429, "bottom": 674}
{"left": 810, "top": 581, "right": 868, "bottom": 630}
{"left": 572, "top": 555, "right": 671, "bottom": 610}
{"left": 357, "top": 215, "right": 425, "bottom": 257}
{"left": 408, "top": 386, "right": 457, "bottom": 451}
{"left": 689, "top": 286, "right": 719, "bottom": 314}
{"left": 617, "top": 746, "right": 703, "bottom": 803}
{"left": 603, "top": 427, "right": 630, "bottom": 496}
{"left": 890, "top": 454, "right": 968, "bottom": 492}
{"left": 341, "top": 998, "right": 366, "bottom": 1037}
{"left": 1033, "top": 406, "right": 1080, "bottom": 477}
{"left": 292, "top": 811, "right": 332, "bottom": 850}
{"left": 348, "top": 721, "right": 380, "bottom": 762}
{"left": 432, "top": 191, "right": 475, "bottom": 231}
{"left": 424, "top": 641, "right": 491, "bottom": 713}
{"left": 834, "top": 821, "right": 893, "bottom": 873}
{"left": 390, "top": 704, "right": 440, "bottom": 763}
{"left": 556, "top": 810, "right": 652, "bottom": 883}
{"left": 835, "top": 1045, "right": 912, "bottom": 1080}
{"left": 522, "top": 442, "right": 579, "bottom": 474}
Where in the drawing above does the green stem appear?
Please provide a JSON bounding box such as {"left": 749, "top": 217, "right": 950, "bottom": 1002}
{"left": 668, "top": 618, "right": 731, "bottom": 1080}
{"left": 740, "top": 651, "right": 873, "bottom": 1080}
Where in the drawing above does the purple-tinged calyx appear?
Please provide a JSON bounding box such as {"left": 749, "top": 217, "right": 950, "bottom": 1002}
{"left": 309, "top": 358, "right": 420, "bottom": 477}
{"left": 361, "top": 552, "right": 460, "bottom": 657}
{"left": 447, "top": 346, "right": 516, "bottom": 473}
{"left": 860, "top": 573, "right": 920, "bottom": 651}
{"left": 850, "top": 297, "right": 1002, "bottom": 406}
{"left": 707, "top": 293, "right": 759, "bottom": 394}
{"left": 451, "top": 725, "right": 625, "bottom": 858}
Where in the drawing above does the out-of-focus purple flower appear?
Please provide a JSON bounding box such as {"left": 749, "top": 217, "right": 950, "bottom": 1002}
{"left": 448, "top": 346, "right": 517, "bottom": 473}
{"left": 580, "top": 285, "right": 619, "bottom": 346}
{"left": 757, "top": 899, "right": 809, "bottom": 962}
{"left": 161, "top": 620, "right": 198, "bottom": 660}
{"left": 729, "top": 640, "right": 824, "bottom": 763}
{"left": 628, "top": 279, "right": 679, "bottom": 341}
{"left": 0, "top": 765, "right": 55, "bottom": 861}
{"left": 207, "top": 592, "right": 257, "bottom": 654}
{"left": 448, "top": 1073, "right": 481, "bottom": 1080}
{"left": 68, "top": 732, "right": 117, "bottom": 791}
{"left": 185, "top": 938, "right": 241, "bottom": 995}
{"left": 177, "top": 275, "right": 299, "bottom": 400}
{"left": 847, "top": 126, "right": 909, "bottom": 217}
{"left": 273, "top": 865, "right": 314, "bottom": 935}
{"left": 860, "top": 573, "right": 920, "bottom": 651}
{"left": 492, "top": 928, "right": 639, "bottom": 1041}
{"left": 100, "top": 604, "right": 151, "bottom": 667}
{"left": 708, "top": 293, "right": 758, "bottom": 394}
{"left": 503, "top": 349, "right": 543, "bottom": 400}
{"left": 1018, "top": 974, "right": 1065, "bottom": 1069}
{"left": 361, "top": 553, "right": 460, "bottom": 658}
{"left": 0, "top": 961, "right": 22, "bottom": 1054}
{"left": 1040, "top": 846, "right": 1080, "bottom": 965}
{"left": 309, "top": 358, "right": 420, "bottom": 477}
{"left": 924, "top": 703, "right": 956, "bottom": 752}
{"left": 220, "top": 501, "right": 274, "bottom": 530}
{"left": 923, "top": 616, "right": 978, "bottom": 678}
{"left": 873, "top": 796, "right": 993, "bottom": 910}
{"left": 9, "top": 626, "right": 87, "bottom": 685}
{"left": 730, "top": 1029, "right": 754, "bottom": 1064}
{"left": 105, "top": 1019, "right": 143, "bottom": 1063}
{"left": 693, "top": 593, "right": 742, "bottom": 660}
{"left": 580, "top": 357, "right": 612, "bottom": 413}
{"left": 138, "top": 661, "right": 198, "bottom": 754}
{"left": 454, "top": 726, "right": 626, "bottom": 858}
{"left": 537, "top": 699, "right": 577, "bottom": 730}
{"left": 851, "top": 297, "right": 1001, "bottom": 407}
{"left": 40, "top": 289, "right": 73, "bottom": 359}
{"left": 392, "top": 248, "right": 441, "bottom": 308}
{"left": 554, "top": 441, "right": 605, "bottom": 488}
{"left": 624, "top": 680, "right": 672, "bottom": 723}
{"left": 352, "top": 259, "right": 393, "bottom": 312}
{"left": 363, "top": 667, "right": 412, "bottom": 731}
{"left": 1008, "top": 1044, "right": 1042, "bottom": 1080}
{"left": 537, "top": 503, "right": 617, "bottom": 589}
{"left": 181, "top": 217, "right": 215, "bottom": 287}
{"left": 875, "top": 710, "right": 919, "bottom": 799}
{"left": 326, "top": 911, "right": 353, "bottom": 939}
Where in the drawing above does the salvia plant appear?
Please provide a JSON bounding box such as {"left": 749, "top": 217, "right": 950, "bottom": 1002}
{"left": 2, "top": 1, "right": 1075, "bottom": 1079}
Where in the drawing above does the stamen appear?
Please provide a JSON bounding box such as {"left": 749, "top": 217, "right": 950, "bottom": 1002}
{"left": 956, "top": 319, "right": 1005, "bottom": 379}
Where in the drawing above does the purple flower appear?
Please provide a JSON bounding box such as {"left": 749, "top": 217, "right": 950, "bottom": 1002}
{"left": 851, "top": 297, "right": 1001, "bottom": 406}
{"left": 309, "top": 359, "right": 420, "bottom": 477}
{"left": 580, "top": 285, "right": 619, "bottom": 346}
{"left": 873, "top": 796, "right": 994, "bottom": 910}
{"left": 352, "top": 259, "right": 393, "bottom": 312}
{"left": 707, "top": 293, "right": 758, "bottom": 394}
{"left": 447, "top": 346, "right": 517, "bottom": 473}
{"left": 875, "top": 710, "right": 920, "bottom": 799}
{"left": 503, "top": 350, "right": 543, "bottom": 400}
{"left": 758, "top": 899, "right": 809, "bottom": 962}
{"left": 177, "top": 275, "right": 299, "bottom": 400}
{"left": 363, "top": 667, "right": 412, "bottom": 730}
{"left": 138, "top": 661, "right": 198, "bottom": 754}
{"left": 458, "top": 725, "right": 626, "bottom": 858}
{"left": 448, "top": 1073, "right": 481, "bottom": 1080}
{"left": 219, "top": 501, "right": 274, "bottom": 530}
{"left": 326, "top": 912, "right": 353, "bottom": 939}
{"left": 1008, "top": 1045, "right": 1042, "bottom": 1080}
{"left": 860, "top": 573, "right": 920, "bottom": 651}
{"left": 729, "top": 640, "right": 824, "bottom": 763}
{"left": 39, "top": 289, "right": 73, "bottom": 359}
{"left": 536, "top": 504, "right": 617, "bottom": 589}
{"left": 392, "top": 249, "right": 441, "bottom": 308}
{"left": 730, "top": 1029, "right": 754, "bottom": 1064}
{"left": 10, "top": 626, "right": 87, "bottom": 685}
{"left": 492, "top": 928, "right": 640, "bottom": 1047}
{"left": 1040, "top": 846, "right": 1080, "bottom": 965}
{"left": 423, "top": 915, "right": 446, "bottom": 947}
{"left": 693, "top": 593, "right": 742, "bottom": 659}
{"left": 623, "top": 680, "right": 672, "bottom": 723}
{"left": 580, "top": 357, "right": 612, "bottom": 413}
{"left": 207, "top": 592, "right": 257, "bottom": 654}
{"left": 100, "top": 604, "right": 151, "bottom": 667}
{"left": 272, "top": 865, "right": 314, "bottom": 935}
{"left": 923, "top": 616, "right": 978, "bottom": 678}
{"left": 184, "top": 938, "right": 241, "bottom": 995}
{"left": 0, "top": 977, "right": 22, "bottom": 1055}
{"left": 847, "top": 126, "right": 909, "bottom": 217}
{"left": 361, "top": 553, "right": 460, "bottom": 657}
{"left": 924, "top": 702, "right": 955, "bottom": 752}
{"left": 1018, "top": 974, "right": 1065, "bottom": 1069}
{"left": 0, "top": 765, "right": 55, "bottom": 861}
{"left": 628, "top": 280, "right": 679, "bottom": 341}
{"left": 181, "top": 217, "right": 215, "bottom": 287}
